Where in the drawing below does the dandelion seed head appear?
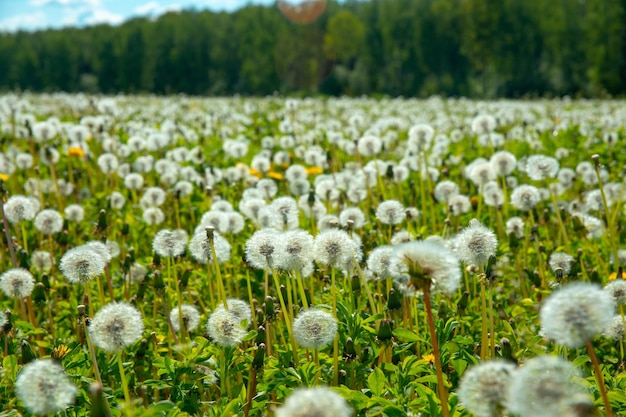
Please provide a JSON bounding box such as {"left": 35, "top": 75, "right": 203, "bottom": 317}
{"left": 434, "top": 180, "right": 460, "bottom": 204}
{"left": 142, "top": 207, "right": 165, "bottom": 225}
{"left": 89, "top": 302, "right": 144, "bottom": 352}
{"left": 490, "top": 151, "right": 517, "bottom": 176}
{"left": 526, "top": 155, "right": 559, "bottom": 181}
{"left": 170, "top": 304, "right": 201, "bottom": 333}
{"left": 540, "top": 282, "right": 615, "bottom": 348}
{"left": 0, "top": 268, "right": 35, "bottom": 298}
{"left": 453, "top": 219, "right": 498, "bottom": 266}
{"left": 313, "top": 229, "right": 355, "bottom": 268}
{"left": 206, "top": 307, "right": 247, "bottom": 347}
{"left": 34, "top": 209, "right": 63, "bottom": 235}
{"left": 275, "top": 229, "right": 314, "bottom": 271}
{"left": 505, "top": 217, "right": 525, "bottom": 238}
{"left": 367, "top": 245, "right": 395, "bottom": 279}
{"left": 59, "top": 246, "right": 106, "bottom": 284}
{"left": 603, "top": 315, "right": 626, "bottom": 340}
{"left": 471, "top": 114, "right": 496, "bottom": 135}
{"left": 275, "top": 387, "right": 353, "bottom": 417}
{"left": 31, "top": 250, "right": 54, "bottom": 272}
{"left": 339, "top": 207, "right": 366, "bottom": 229}
{"left": 3, "top": 195, "right": 36, "bottom": 224}
{"left": 15, "top": 359, "right": 77, "bottom": 416}
{"left": 457, "top": 360, "right": 516, "bottom": 417}
{"left": 153, "top": 229, "right": 188, "bottom": 258}
{"left": 506, "top": 355, "right": 591, "bottom": 417}
{"left": 293, "top": 309, "right": 337, "bottom": 349}
{"left": 391, "top": 240, "right": 461, "bottom": 295}
{"left": 604, "top": 279, "right": 626, "bottom": 305}
{"left": 188, "top": 229, "right": 231, "bottom": 265}
{"left": 548, "top": 252, "right": 574, "bottom": 275}
{"left": 510, "top": 185, "right": 540, "bottom": 211}
{"left": 376, "top": 200, "right": 405, "bottom": 225}
{"left": 64, "top": 204, "right": 84, "bottom": 222}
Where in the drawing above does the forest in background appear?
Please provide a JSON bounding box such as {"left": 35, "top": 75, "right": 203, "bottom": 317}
{"left": 0, "top": 0, "right": 625, "bottom": 98}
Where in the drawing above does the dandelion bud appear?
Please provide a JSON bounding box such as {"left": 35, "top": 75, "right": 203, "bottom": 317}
{"left": 264, "top": 296, "right": 276, "bottom": 320}
{"left": 252, "top": 343, "right": 266, "bottom": 369}
{"left": 387, "top": 288, "right": 402, "bottom": 311}
{"left": 377, "top": 319, "right": 393, "bottom": 342}
{"left": 32, "top": 282, "right": 46, "bottom": 304}
{"left": 21, "top": 340, "right": 36, "bottom": 364}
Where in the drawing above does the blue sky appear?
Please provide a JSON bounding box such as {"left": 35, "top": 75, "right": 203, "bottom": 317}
{"left": 0, "top": 0, "right": 276, "bottom": 32}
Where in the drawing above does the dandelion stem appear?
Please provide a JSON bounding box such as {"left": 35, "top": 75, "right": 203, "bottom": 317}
{"left": 423, "top": 283, "right": 450, "bottom": 417}
{"left": 586, "top": 340, "right": 613, "bottom": 417}
{"left": 117, "top": 353, "right": 131, "bottom": 405}
{"left": 480, "top": 280, "right": 489, "bottom": 360}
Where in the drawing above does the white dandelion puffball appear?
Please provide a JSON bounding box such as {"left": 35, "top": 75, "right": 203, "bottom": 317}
{"left": 170, "top": 304, "right": 201, "bottom": 333}
{"left": 59, "top": 246, "right": 106, "bottom": 284}
{"left": 540, "top": 282, "right": 615, "bottom": 348}
{"left": 457, "top": 360, "right": 516, "bottom": 417}
{"left": 453, "top": 219, "right": 498, "bottom": 266}
{"left": 275, "top": 386, "right": 353, "bottom": 417}
{"left": 15, "top": 359, "right": 77, "bottom": 416}
{"left": 89, "top": 302, "right": 144, "bottom": 352}
{"left": 293, "top": 309, "right": 337, "bottom": 349}
{"left": 0, "top": 268, "right": 35, "bottom": 298}
{"left": 206, "top": 306, "right": 247, "bottom": 347}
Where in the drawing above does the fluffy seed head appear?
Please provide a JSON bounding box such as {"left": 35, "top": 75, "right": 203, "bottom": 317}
{"left": 453, "top": 219, "right": 498, "bottom": 266}
{"left": 170, "top": 304, "right": 201, "bottom": 333}
{"left": 510, "top": 185, "right": 540, "bottom": 211}
{"left": 206, "top": 306, "right": 247, "bottom": 347}
{"left": 31, "top": 250, "right": 54, "bottom": 272}
{"left": 245, "top": 229, "right": 281, "bottom": 269}
{"left": 375, "top": 200, "right": 405, "bottom": 225}
{"left": 391, "top": 240, "right": 461, "bottom": 295}
{"left": 540, "top": 282, "right": 615, "bottom": 348}
{"left": 89, "top": 302, "right": 144, "bottom": 352}
{"left": 59, "top": 246, "right": 106, "bottom": 283}
{"left": 293, "top": 309, "right": 337, "bottom": 349}
{"left": 506, "top": 355, "right": 591, "bottom": 417}
{"left": 526, "top": 155, "right": 559, "bottom": 181}
{"left": 457, "top": 360, "right": 516, "bottom": 417}
{"left": 275, "top": 229, "right": 314, "bottom": 271}
{"left": 548, "top": 252, "right": 574, "bottom": 275}
{"left": 34, "top": 209, "right": 63, "bottom": 235}
{"left": 604, "top": 279, "right": 626, "bottom": 305}
{"left": 153, "top": 229, "right": 188, "bottom": 258}
{"left": 15, "top": 359, "right": 77, "bottom": 415}
{"left": 434, "top": 180, "right": 459, "bottom": 203}
{"left": 367, "top": 245, "right": 395, "bottom": 279}
{"left": 0, "top": 268, "right": 35, "bottom": 298}
{"left": 3, "top": 195, "right": 36, "bottom": 224}
{"left": 275, "top": 386, "right": 353, "bottom": 417}
{"left": 313, "top": 229, "right": 356, "bottom": 268}
{"left": 603, "top": 315, "right": 626, "bottom": 340}
{"left": 490, "top": 151, "right": 517, "bottom": 176}
{"left": 505, "top": 217, "right": 525, "bottom": 238}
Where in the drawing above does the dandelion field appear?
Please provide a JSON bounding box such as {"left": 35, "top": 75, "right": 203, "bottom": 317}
{"left": 1, "top": 94, "right": 626, "bottom": 417}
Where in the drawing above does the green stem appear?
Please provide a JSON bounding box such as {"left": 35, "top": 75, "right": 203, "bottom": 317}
{"left": 423, "top": 284, "right": 450, "bottom": 417}
{"left": 586, "top": 341, "right": 613, "bottom": 417}
{"left": 117, "top": 353, "right": 131, "bottom": 404}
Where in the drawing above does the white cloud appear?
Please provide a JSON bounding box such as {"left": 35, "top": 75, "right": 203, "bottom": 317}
{"left": 83, "top": 9, "right": 125, "bottom": 25}
{"left": 203, "top": 0, "right": 247, "bottom": 11}
{"left": 133, "top": 1, "right": 181, "bottom": 18}
{"left": 30, "top": 0, "right": 101, "bottom": 6}
{"left": 134, "top": 1, "right": 161, "bottom": 15}
{"left": 0, "top": 11, "right": 48, "bottom": 32}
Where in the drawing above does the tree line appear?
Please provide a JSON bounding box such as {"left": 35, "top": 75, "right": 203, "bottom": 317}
{"left": 1, "top": 0, "right": 624, "bottom": 98}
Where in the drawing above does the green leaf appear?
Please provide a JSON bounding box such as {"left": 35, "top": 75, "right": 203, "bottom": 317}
{"left": 368, "top": 367, "right": 387, "bottom": 396}
{"left": 393, "top": 328, "right": 420, "bottom": 343}
{"left": 382, "top": 406, "right": 407, "bottom": 417}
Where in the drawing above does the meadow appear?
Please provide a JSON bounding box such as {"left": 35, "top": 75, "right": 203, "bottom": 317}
{"left": 0, "top": 93, "right": 625, "bottom": 417}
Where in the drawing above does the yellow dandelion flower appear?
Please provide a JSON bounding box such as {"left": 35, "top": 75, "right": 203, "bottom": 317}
{"left": 422, "top": 353, "right": 435, "bottom": 364}
{"left": 0, "top": 173, "right": 8, "bottom": 182}
{"left": 306, "top": 166, "right": 323, "bottom": 175}
{"left": 609, "top": 271, "right": 626, "bottom": 281}
{"left": 52, "top": 344, "right": 71, "bottom": 360}
{"left": 249, "top": 168, "right": 263, "bottom": 179}
{"left": 268, "top": 171, "right": 284, "bottom": 180}
{"left": 67, "top": 147, "right": 85, "bottom": 158}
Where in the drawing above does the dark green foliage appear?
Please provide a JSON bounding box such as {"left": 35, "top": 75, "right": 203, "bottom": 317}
{"left": 0, "top": 0, "right": 624, "bottom": 97}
